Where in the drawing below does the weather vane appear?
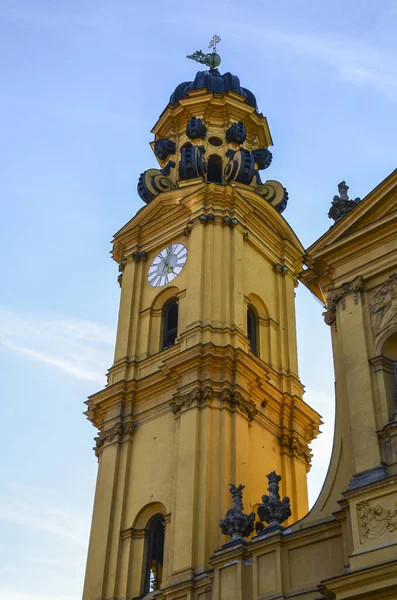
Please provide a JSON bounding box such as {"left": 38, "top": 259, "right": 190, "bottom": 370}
{"left": 187, "top": 35, "right": 222, "bottom": 70}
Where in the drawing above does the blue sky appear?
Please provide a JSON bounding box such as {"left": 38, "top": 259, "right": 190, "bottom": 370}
{"left": 1, "top": 1, "right": 396, "bottom": 598}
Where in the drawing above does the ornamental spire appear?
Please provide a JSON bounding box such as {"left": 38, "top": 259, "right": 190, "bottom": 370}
{"left": 257, "top": 471, "right": 291, "bottom": 534}
{"left": 219, "top": 483, "right": 255, "bottom": 541}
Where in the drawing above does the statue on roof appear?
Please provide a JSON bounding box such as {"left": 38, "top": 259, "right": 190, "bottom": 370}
{"left": 328, "top": 181, "right": 361, "bottom": 223}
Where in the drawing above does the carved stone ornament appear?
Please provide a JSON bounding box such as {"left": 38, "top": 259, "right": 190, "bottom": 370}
{"left": 278, "top": 434, "right": 312, "bottom": 470}
{"left": 257, "top": 471, "right": 291, "bottom": 533}
{"left": 113, "top": 241, "right": 126, "bottom": 264}
{"left": 255, "top": 180, "right": 288, "bottom": 214}
{"left": 230, "top": 391, "right": 258, "bottom": 421}
{"left": 323, "top": 275, "right": 364, "bottom": 325}
{"left": 154, "top": 138, "right": 176, "bottom": 161}
{"left": 171, "top": 386, "right": 257, "bottom": 420}
{"left": 357, "top": 500, "right": 397, "bottom": 539}
{"left": 117, "top": 258, "right": 127, "bottom": 287}
{"left": 137, "top": 165, "right": 177, "bottom": 204}
{"left": 179, "top": 144, "right": 206, "bottom": 180}
{"left": 253, "top": 148, "right": 272, "bottom": 170}
{"left": 186, "top": 117, "right": 207, "bottom": 140}
{"left": 226, "top": 121, "right": 246, "bottom": 144}
{"left": 328, "top": 181, "right": 361, "bottom": 223}
{"left": 94, "top": 421, "right": 135, "bottom": 457}
{"left": 370, "top": 274, "right": 397, "bottom": 336}
{"left": 224, "top": 149, "right": 255, "bottom": 185}
{"left": 219, "top": 483, "right": 255, "bottom": 540}
{"left": 170, "top": 386, "right": 211, "bottom": 414}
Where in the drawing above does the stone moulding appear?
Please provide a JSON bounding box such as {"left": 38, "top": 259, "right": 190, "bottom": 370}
{"left": 278, "top": 434, "right": 312, "bottom": 471}
{"left": 94, "top": 420, "right": 135, "bottom": 457}
{"left": 370, "top": 273, "right": 397, "bottom": 336}
{"left": 357, "top": 499, "right": 397, "bottom": 540}
{"left": 323, "top": 275, "right": 364, "bottom": 326}
{"left": 170, "top": 385, "right": 258, "bottom": 421}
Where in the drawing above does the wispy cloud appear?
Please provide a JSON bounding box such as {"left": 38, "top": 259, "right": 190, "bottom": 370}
{"left": 0, "top": 481, "right": 88, "bottom": 598}
{"left": 0, "top": 308, "right": 114, "bottom": 383}
{"left": 166, "top": 12, "right": 397, "bottom": 102}
{"left": 265, "top": 29, "right": 397, "bottom": 98}
{"left": 0, "top": 499, "right": 88, "bottom": 546}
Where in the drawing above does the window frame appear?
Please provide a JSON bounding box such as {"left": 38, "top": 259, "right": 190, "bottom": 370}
{"left": 161, "top": 298, "right": 179, "bottom": 351}
{"left": 247, "top": 305, "right": 259, "bottom": 356}
{"left": 142, "top": 514, "right": 165, "bottom": 595}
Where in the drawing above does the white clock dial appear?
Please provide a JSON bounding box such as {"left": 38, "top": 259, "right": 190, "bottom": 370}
{"left": 148, "top": 243, "right": 187, "bottom": 288}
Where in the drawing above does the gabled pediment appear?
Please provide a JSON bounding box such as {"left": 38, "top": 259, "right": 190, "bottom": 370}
{"left": 234, "top": 187, "right": 305, "bottom": 254}
{"left": 114, "top": 183, "right": 204, "bottom": 239}
{"left": 307, "top": 169, "right": 397, "bottom": 255}
{"left": 301, "top": 169, "right": 397, "bottom": 302}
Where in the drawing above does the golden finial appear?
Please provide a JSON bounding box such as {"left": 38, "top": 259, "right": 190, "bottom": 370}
{"left": 187, "top": 35, "right": 222, "bottom": 70}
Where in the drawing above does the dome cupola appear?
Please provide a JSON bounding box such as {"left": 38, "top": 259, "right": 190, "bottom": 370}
{"left": 137, "top": 37, "right": 288, "bottom": 213}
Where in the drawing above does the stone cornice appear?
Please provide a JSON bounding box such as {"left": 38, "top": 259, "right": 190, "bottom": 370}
{"left": 112, "top": 184, "right": 304, "bottom": 270}
{"left": 320, "top": 558, "right": 397, "bottom": 599}
{"left": 152, "top": 88, "right": 272, "bottom": 149}
{"left": 87, "top": 343, "right": 320, "bottom": 446}
{"left": 369, "top": 354, "right": 395, "bottom": 374}
{"left": 120, "top": 527, "right": 147, "bottom": 541}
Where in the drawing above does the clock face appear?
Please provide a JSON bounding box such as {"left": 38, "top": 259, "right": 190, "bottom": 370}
{"left": 148, "top": 243, "right": 187, "bottom": 288}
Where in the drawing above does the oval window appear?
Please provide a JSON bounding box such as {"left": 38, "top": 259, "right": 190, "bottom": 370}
{"left": 208, "top": 136, "right": 223, "bottom": 147}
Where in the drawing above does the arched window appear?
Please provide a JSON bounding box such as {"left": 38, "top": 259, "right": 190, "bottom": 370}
{"left": 247, "top": 306, "right": 258, "bottom": 356}
{"left": 143, "top": 515, "right": 165, "bottom": 594}
{"left": 381, "top": 332, "right": 397, "bottom": 417}
{"left": 207, "top": 155, "right": 223, "bottom": 183}
{"left": 162, "top": 299, "right": 178, "bottom": 350}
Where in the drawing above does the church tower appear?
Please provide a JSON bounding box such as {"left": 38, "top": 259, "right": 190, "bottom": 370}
{"left": 82, "top": 44, "right": 320, "bottom": 600}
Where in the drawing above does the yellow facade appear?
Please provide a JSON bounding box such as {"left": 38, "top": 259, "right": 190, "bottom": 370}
{"left": 83, "top": 73, "right": 320, "bottom": 599}
{"left": 82, "top": 62, "right": 397, "bottom": 600}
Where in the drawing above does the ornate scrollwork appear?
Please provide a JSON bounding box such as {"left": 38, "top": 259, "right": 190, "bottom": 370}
{"left": 323, "top": 276, "right": 365, "bottom": 325}
{"left": 179, "top": 144, "right": 206, "bottom": 180}
{"left": 226, "top": 121, "right": 246, "bottom": 144}
{"left": 113, "top": 241, "right": 126, "bottom": 264}
{"left": 137, "top": 166, "right": 177, "bottom": 204}
{"left": 170, "top": 387, "right": 203, "bottom": 414}
{"left": 186, "top": 117, "right": 207, "bottom": 140}
{"left": 231, "top": 391, "right": 258, "bottom": 421}
{"left": 224, "top": 149, "right": 255, "bottom": 185}
{"left": 220, "top": 483, "right": 255, "bottom": 540}
{"left": 278, "top": 434, "right": 312, "bottom": 470}
{"left": 170, "top": 386, "right": 257, "bottom": 420}
{"left": 322, "top": 308, "right": 336, "bottom": 326}
{"left": 255, "top": 180, "right": 288, "bottom": 213}
{"left": 154, "top": 138, "right": 176, "bottom": 161}
{"left": 94, "top": 421, "right": 135, "bottom": 457}
{"left": 117, "top": 257, "right": 127, "bottom": 287}
{"left": 370, "top": 274, "right": 397, "bottom": 336}
{"left": 357, "top": 500, "right": 397, "bottom": 539}
{"left": 278, "top": 434, "right": 312, "bottom": 471}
